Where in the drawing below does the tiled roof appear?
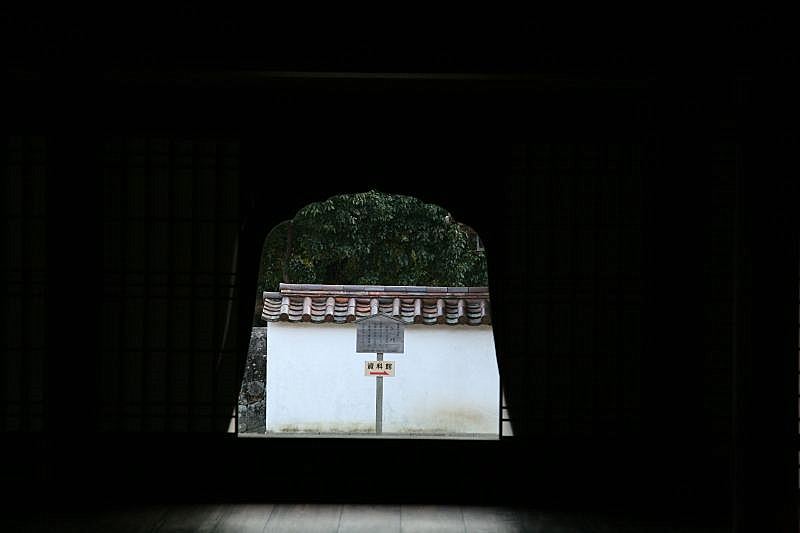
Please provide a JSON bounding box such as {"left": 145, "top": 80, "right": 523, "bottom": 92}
{"left": 262, "top": 284, "right": 491, "bottom": 326}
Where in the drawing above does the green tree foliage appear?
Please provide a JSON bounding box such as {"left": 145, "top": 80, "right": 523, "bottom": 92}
{"left": 256, "top": 191, "right": 488, "bottom": 295}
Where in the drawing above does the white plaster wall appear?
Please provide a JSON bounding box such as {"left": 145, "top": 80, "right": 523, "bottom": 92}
{"left": 266, "top": 323, "right": 376, "bottom": 433}
{"left": 266, "top": 322, "right": 499, "bottom": 435}
{"left": 381, "top": 326, "right": 499, "bottom": 435}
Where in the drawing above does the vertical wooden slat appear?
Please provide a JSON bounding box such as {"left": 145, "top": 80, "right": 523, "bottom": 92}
{"left": 142, "top": 138, "right": 152, "bottom": 431}
{"left": 33, "top": 137, "right": 46, "bottom": 432}
{"left": 633, "top": 143, "right": 644, "bottom": 427}
{"left": 565, "top": 147, "right": 575, "bottom": 436}
{"left": 4, "top": 138, "right": 19, "bottom": 431}
{"left": 544, "top": 145, "right": 553, "bottom": 436}
{"left": 20, "top": 136, "right": 32, "bottom": 431}
{"left": 1, "top": 138, "right": 8, "bottom": 432}
{"left": 115, "top": 138, "right": 129, "bottom": 432}
{"left": 612, "top": 147, "right": 623, "bottom": 430}
{"left": 188, "top": 140, "right": 197, "bottom": 431}
{"left": 212, "top": 141, "right": 221, "bottom": 429}
{"left": 498, "top": 377, "right": 503, "bottom": 438}
{"left": 166, "top": 138, "right": 175, "bottom": 431}
{"left": 590, "top": 146, "right": 601, "bottom": 428}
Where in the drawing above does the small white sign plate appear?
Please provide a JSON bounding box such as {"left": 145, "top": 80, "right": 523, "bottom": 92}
{"left": 364, "top": 360, "right": 396, "bottom": 377}
{"left": 356, "top": 313, "right": 405, "bottom": 353}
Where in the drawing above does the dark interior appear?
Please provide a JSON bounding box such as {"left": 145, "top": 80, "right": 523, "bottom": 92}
{"left": 4, "top": 12, "right": 797, "bottom": 531}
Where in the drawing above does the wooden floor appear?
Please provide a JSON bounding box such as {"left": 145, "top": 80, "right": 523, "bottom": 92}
{"left": 2, "top": 503, "right": 727, "bottom": 532}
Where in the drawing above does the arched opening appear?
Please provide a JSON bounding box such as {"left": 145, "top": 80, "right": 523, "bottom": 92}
{"left": 238, "top": 190, "right": 510, "bottom": 438}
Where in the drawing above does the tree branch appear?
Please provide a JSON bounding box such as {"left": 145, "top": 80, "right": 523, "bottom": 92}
{"left": 282, "top": 220, "right": 293, "bottom": 283}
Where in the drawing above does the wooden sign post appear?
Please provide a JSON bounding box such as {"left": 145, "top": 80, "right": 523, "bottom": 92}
{"left": 356, "top": 314, "right": 404, "bottom": 435}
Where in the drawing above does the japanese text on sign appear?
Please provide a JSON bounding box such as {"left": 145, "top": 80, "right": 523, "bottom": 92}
{"left": 364, "top": 360, "right": 396, "bottom": 377}
{"left": 356, "top": 314, "right": 404, "bottom": 353}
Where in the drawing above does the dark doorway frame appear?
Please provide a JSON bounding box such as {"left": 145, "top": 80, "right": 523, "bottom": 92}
{"left": 7, "top": 63, "right": 796, "bottom": 529}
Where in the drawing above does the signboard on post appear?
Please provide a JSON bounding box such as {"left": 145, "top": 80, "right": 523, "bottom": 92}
{"left": 355, "top": 313, "right": 404, "bottom": 434}
{"left": 364, "top": 360, "right": 396, "bottom": 377}
{"left": 356, "top": 313, "right": 405, "bottom": 353}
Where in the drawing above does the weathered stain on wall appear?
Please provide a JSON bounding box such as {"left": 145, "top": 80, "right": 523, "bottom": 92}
{"left": 384, "top": 398, "right": 498, "bottom": 435}
{"left": 271, "top": 422, "right": 375, "bottom": 434}
{"left": 419, "top": 406, "right": 493, "bottom": 431}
